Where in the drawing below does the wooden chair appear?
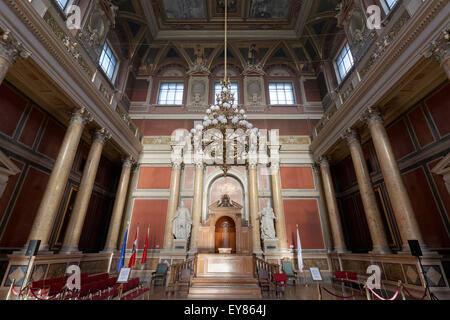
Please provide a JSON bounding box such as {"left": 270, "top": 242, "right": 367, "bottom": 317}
{"left": 175, "top": 268, "right": 192, "bottom": 295}
{"left": 282, "top": 260, "right": 298, "bottom": 285}
{"left": 258, "top": 268, "right": 275, "bottom": 296}
{"left": 151, "top": 263, "right": 169, "bottom": 287}
{"left": 274, "top": 273, "right": 287, "bottom": 298}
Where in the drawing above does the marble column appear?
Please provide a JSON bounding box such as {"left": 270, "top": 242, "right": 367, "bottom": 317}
{"left": 0, "top": 29, "right": 31, "bottom": 85}
{"left": 363, "top": 107, "right": 426, "bottom": 252}
{"left": 312, "top": 164, "right": 334, "bottom": 252}
{"left": 319, "top": 157, "right": 349, "bottom": 253}
{"left": 270, "top": 162, "right": 288, "bottom": 250}
{"left": 427, "top": 29, "right": 450, "bottom": 80}
{"left": 163, "top": 160, "right": 182, "bottom": 250}
{"left": 248, "top": 163, "right": 262, "bottom": 254}
{"left": 24, "top": 107, "right": 92, "bottom": 253}
{"left": 103, "top": 156, "right": 134, "bottom": 252}
{"left": 189, "top": 162, "right": 204, "bottom": 253}
{"left": 344, "top": 128, "right": 391, "bottom": 254}
{"left": 60, "top": 128, "right": 111, "bottom": 253}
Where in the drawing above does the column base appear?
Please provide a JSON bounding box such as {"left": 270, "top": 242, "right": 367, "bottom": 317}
{"left": 334, "top": 248, "right": 350, "bottom": 254}
{"left": 370, "top": 246, "right": 392, "bottom": 255}
{"left": 100, "top": 248, "right": 119, "bottom": 254}
{"left": 59, "top": 246, "right": 82, "bottom": 254}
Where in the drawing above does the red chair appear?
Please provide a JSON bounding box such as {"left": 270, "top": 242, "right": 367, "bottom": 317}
{"left": 274, "top": 273, "right": 287, "bottom": 298}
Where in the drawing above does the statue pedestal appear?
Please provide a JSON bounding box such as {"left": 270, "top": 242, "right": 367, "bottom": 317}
{"left": 173, "top": 239, "right": 188, "bottom": 251}
{"left": 263, "top": 238, "right": 279, "bottom": 252}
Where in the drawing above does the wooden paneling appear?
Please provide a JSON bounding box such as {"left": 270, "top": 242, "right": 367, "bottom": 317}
{"left": 402, "top": 167, "right": 450, "bottom": 248}
{"left": 386, "top": 118, "right": 416, "bottom": 160}
{"left": 425, "top": 83, "right": 450, "bottom": 137}
{"left": 37, "top": 118, "right": 65, "bottom": 160}
{"left": 428, "top": 158, "right": 450, "bottom": 221}
{"left": 0, "top": 160, "right": 24, "bottom": 223}
{"left": 0, "top": 167, "right": 49, "bottom": 247}
{"left": 0, "top": 84, "right": 27, "bottom": 137}
{"left": 407, "top": 107, "right": 435, "bottom": 148}
{"left": 18, "top": 106, "right": 44, "bottom": 148}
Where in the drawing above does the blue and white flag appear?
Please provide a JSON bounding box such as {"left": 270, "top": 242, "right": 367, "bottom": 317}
{"left": 296, "top": 227, "right": 303, "bottom": 272}
{"left": 117, "top": 227, "right": 128, "bottom": 272}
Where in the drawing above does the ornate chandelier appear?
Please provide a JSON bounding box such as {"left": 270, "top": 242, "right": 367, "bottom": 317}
{"left": 189, "top": 0, "right": 259, "bottom": 176}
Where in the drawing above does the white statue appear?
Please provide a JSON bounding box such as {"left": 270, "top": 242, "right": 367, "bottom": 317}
{"left": 259, "top": 203, "right": 277, "bottom": 240}
{"left": 172, "top": 201, "right": 192, "bottom": 240}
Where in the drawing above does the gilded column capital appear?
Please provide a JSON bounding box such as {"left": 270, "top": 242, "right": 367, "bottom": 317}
{"left": 70, "top": 107, "right": 93, "bottom": 125}
{"left": 318, "top": 156, "right": 330, "bottom": 168}
{"left": 123, "top": 156, "right": 135, "bottom": 168}
{"left": 424, "top": 28, "right": 449, "bottom": 64}
{"left": 343, "top": 128, "right": 361, "bottom": 145}
{"left": 0, "top": 29, "right": 31, "bottom": 63}
{"left": 93, "top": 128, "right": 111, "bottom": 144}
{"left": 361, "top": 107, "right": 384, "bottom": 126}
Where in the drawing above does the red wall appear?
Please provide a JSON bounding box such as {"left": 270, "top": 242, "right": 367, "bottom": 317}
{"left": 402, "top": 167, "right": 450, "bottom": 248}
{"left": 0, "top": 82, "right": 119, "bottom": 250}
{"left": 283, "top": 199, "right": 324, "bottom": 249}
{"left": 128, "top": 199, "right": 168, "bottom": 249}
{"left": 332, "top": 83, "right": 450, "bottom": 251}
{"left": 0, "top": 167, "right": 49, "bottom": 247}
{"left": 280, "top": 166, "right": 315, "bottom": 189}
{"left": 137, "top": 166, "right": 172, "bottom": 189}
{"left": 425, "top": 83, "right": 450, "bottom": 137}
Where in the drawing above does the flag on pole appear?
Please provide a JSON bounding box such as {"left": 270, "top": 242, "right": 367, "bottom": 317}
{"left": 128, "top": 224, "right": 139, "bottom": 268}
{"left": 296, "top": 226, "right": 304, "bottom": 272}
{"left": 117, "top": 227, "right": 128, "bottom": 272}
{"left": 141, "top": 225, "right": 150, "bottom": 269}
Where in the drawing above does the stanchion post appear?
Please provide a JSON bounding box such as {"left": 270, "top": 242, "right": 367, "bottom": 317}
{"left": 365, "top": 285, "right": 371, "bottom": 300}
{"left": 6, "top": 278, "right": 15, "bottom": 300}
{"left": 118, "top": 283, "right": 124, "bottom": 300}
{"left": 399, "top": 281, "right": 406, "bottom": 300}
{"left": 317, "top": 282, "right": 322, "bottom": 300}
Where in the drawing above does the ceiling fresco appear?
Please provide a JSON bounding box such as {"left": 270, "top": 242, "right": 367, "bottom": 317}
{"left": 113, "top": 0, "right": 341, "bottom": 75}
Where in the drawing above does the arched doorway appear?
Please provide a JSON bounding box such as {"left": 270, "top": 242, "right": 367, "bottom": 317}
{"left": 215, "top": 216, "right": 236, "bottom": 253}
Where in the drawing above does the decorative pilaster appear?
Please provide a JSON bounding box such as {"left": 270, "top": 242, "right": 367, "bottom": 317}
{"left": 0, "top": 29, "right": 31, "bottom": 85}
{"left": 312, "top": 164, "right": 334, "bottom": 252}
{"left": 248, "top": 162, "right": 262, "bottom": 254}
{"left": 24, "top": 107, "right": 92, "bottom": 253}
{"left": 60, "top": 128, "right": 111, "bottom": 253}
{"left": 163, "top": 145, "right": 183, "bottom": 250}
{"left": 344, "top": 128, "right": 391, "bottom": 254}
{"left": 319, "top": 156, "right": 349, "bottom": 253}
{"left": 189, "top": 161, "right": 204, "bottom": 253}
{"left": 269, "top": 159, "right": 288, "bottom": 251}
{"left": 362, "top": 107, "right": 427, "bottom": 253}
{"left": 103, "top": 156, "right": 135, "bottom": 252}
{"left": 425, "top": 28, "right": 450, "bottom": 79}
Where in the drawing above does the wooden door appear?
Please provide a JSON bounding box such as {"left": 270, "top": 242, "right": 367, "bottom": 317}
{"left": 215, "top": 216, "right": 236, "bottom": 253}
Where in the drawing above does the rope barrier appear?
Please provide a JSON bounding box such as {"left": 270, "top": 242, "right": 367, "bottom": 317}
{"left": 368, "top": 287, "right": 400, "bottom": 300}
{"left": 11, "top": 285, "right": 29, "bottom": 297}
{"left": 402, "top": 285, "right": 428, "bottom": 300}
{"left": 321, "top": 284, "right": 366, "bottom": 299}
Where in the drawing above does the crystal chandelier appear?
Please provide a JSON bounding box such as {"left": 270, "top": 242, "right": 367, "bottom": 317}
{"left": 189, "top": 0, "right": 259, "bottom": 176}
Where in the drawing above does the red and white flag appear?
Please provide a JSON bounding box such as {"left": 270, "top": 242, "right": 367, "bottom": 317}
{"left": 141, "top": 225, "right": 150, "bottom": 269}
{"left": 128, "top": 224, "right": 139, "bottom": 268}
